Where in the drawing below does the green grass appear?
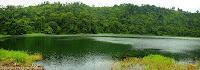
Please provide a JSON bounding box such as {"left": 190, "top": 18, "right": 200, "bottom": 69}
{"left": 0, "top": 49, "right": 42, "bottom": 66}
{"left": 142, "top": 55, "right": 178, "bottom": 70}
{"left": 23, "top": 33, "right": 46, "bottom": 37}
{"left": 112, "top": 55, "right": 198, "bottom": 70}
{"left": 0, "top": 35, "right": 10, "bottom": 38}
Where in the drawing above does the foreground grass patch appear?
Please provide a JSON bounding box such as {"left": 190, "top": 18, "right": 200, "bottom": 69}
{"left": 0, "top": 49, "right": 42, "bottom": 66}
{"left": 112, "top": 55, "right": 198, "bottom": 70}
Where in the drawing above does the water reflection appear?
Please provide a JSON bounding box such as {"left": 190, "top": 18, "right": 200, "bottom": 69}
{"left": 37, "top": 55, "right": 114, "bottom": 70}
{"left": 0, "top": 36, "right": 130, "bottom": 70}
{"left": 1, "top": 35, "right": 200, "bottom": 70}
{"left": 91, "top": 37, "right": 200, "bottom": 53}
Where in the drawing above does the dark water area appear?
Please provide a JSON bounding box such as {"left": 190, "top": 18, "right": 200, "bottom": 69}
{"left": 0, "top": 35, "right": 200, "bottom": 70}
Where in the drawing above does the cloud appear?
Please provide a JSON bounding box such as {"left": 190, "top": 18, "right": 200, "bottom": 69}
{"left": 0, "top": 0, "right": 199, "bottom": 12}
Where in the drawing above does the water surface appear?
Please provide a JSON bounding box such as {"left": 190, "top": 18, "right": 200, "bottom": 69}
{"left": 0, "top": 35, "right": 200, "bottom": 70}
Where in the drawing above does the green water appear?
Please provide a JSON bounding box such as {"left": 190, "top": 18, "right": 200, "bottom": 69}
{"left": 1, "top": 34, "right": 200, "bottom": 70}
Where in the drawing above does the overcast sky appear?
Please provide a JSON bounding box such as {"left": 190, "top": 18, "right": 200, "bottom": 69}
{"left": 0, "top": 0, "right": 199, "bottom": 12}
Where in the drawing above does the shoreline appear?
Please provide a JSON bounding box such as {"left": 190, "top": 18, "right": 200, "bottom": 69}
{"left": 0, "top": 49, "right": 44, "bottom": 70}
{"left": 0, "top": 61, "right": 45, "bottom": 70}
{"left": 10, "top": 33, "right": 200, "bottom": 40}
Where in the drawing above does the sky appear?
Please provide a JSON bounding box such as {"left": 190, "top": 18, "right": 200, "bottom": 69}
{"left": 0, "top": 0, "right": 199, "bottom": 12}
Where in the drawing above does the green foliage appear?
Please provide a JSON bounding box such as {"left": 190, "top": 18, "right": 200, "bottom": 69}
{"left": 142, "top": 55, "right": 176, "bottom": 69}
{"left": 0, "top": 49, "right": 42, "bottom": 65}
{"left": 112, "top": 55, "right": 198, "bottom": 70}
{"left": 0, "top": 2, "right": 200, "bottom": 36}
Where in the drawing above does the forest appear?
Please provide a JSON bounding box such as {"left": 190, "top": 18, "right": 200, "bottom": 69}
{"left": 0, "top": 2, "right": 200, "bottom": 37}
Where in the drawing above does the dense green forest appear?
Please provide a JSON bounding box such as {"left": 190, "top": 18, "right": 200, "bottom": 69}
{"left": 0, "top": 2, "right": 200, "bottom": 36}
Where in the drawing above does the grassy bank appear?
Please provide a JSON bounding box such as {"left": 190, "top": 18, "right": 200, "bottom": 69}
{"left": 0, "top": 49, "right": 42, "bottom": 66}
{"left": 23, "top": 33, "right": 46, "bottom": 37}
{"left": 0, "top": 35, "right": 10, "bottom": 38}
{"left": 112, "top": 55, "right": 199, "bottom": 70}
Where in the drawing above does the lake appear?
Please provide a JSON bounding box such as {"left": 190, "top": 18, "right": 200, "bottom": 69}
{"left": 0, "top": 34, "right": 200, "bottom": 70}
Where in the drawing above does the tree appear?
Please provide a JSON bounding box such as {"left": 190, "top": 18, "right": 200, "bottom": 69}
{"left": 4, "top": 18, "right": 32, "bottom": 35}
{"left": 196, "top": 10, "right": 199, "bottom": 13}
{"left": 0, "top": 2, "right": 200, "bottom": 37}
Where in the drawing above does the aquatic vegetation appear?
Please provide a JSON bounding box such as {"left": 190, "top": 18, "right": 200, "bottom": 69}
{"left": 112, "top": 55, "right": 198, "bottom": 70}
{"left": 0, "top": 49, "right": 42, "bottom": 66}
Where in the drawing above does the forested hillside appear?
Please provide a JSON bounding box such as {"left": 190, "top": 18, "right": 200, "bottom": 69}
{"left": 0, "top": 2, "right": 200, "bottom": 37}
